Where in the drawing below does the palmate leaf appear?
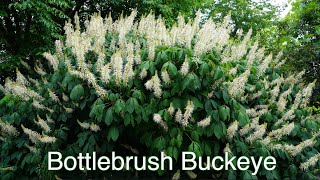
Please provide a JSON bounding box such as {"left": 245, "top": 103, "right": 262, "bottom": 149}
{"left": 188, "top": 142, "right": 202, "bottom": 157}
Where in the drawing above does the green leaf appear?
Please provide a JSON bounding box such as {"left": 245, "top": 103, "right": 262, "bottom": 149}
{"left": 205, "top": 100, "right": 213, "bottom": 113}
{"left": 154, "top": 137, "right": 166, "bottom": 151}
{"left": 191, "top": 97, "right": 203, "bottom": 110}
{"left": 227, "top": 170, "right": 236, "bottom": 180}
{"left": 213, "top": 121, "right": 226, "bottom": 139}
{"left": 199, "top": 62, "right": 209, "bottom": 76}
{"left": 191, "top": 131, "right": 200, "bottom": 142}
{"left": 89, "top": 104, "right": 104, "bottom": 121}
{"left": 182, "top": 74, "right": 193, "bottom": 90}
{"left": 288, "top": 165, "right": 297, "bottom": 177}
{"left": 188, "top": 142, "right": 202, "bottom": 157}
{"left": 219, "top": 106, "right": 230, "bottom": 121}
{"left": 70, "top": 84, "right": 84, "bottom": 101}
{"left": 176, "top": 134, "right": 183, "bottom": 148}
{"left": 167, "top": 146, "right": 179, "bottom": 161}
{"left": 212, "top": 110, "right": 219, "bottom": 121}
{"left": 161, "top": 51, "right": 168, "bottom": 61}
{"left": 169, "top": 128, "right": 179, "bottom": 138}
{"left": 222, "top": 90, "right": 230, "bottom": 103}
{"left": 214, "top": 67, "right": 224, "bottom": 80}
{"left": 238, "top": 111, "right": 249, "bottom": 126}
{"left": 126, "top": 98, "right": 135, "bottom": 114}
{"left": 163, "top": 110, "right": 171, "bottom": 121}
{"left": 105, "top": 108, "right": 113, "bottom": 126}
{"left": 243, "top": 171, "right": 253, "bottom": 180}
{"left": 204, "top": 143, "right": 212, "bottom": 155}
{"left": 108, "top": 126, "right": 119, "bottom": 142}
{"left": 124, "top": 114, "right": 131, "bottom": 126}
{"left": 168, "top": 62, "right": 178, "bottom": 77}
{"left": 132, "top": 90, "right": 144, "bottom": 101}
{"left": 114, "top": 99, "right": 125, "bottom": 114}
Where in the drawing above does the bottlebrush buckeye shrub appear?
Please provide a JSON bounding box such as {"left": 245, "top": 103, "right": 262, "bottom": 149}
{"left": 0, "top": 11, "right": 320, "bottom": 179}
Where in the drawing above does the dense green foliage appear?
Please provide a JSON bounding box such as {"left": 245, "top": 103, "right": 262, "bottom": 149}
{"left": 0, "top": 12, "right": 320, "bottom": 179}
{"left": 0, "top": 0, "right": 70, "bottom": 83}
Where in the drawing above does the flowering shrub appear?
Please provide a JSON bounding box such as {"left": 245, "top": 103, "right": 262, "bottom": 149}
{"left": 0, "top": 11, "right": 320, "bottom": 179}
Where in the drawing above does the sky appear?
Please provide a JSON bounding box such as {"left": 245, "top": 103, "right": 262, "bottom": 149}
{"left": 269, "top": 0, "right": 292, "bottom": 18}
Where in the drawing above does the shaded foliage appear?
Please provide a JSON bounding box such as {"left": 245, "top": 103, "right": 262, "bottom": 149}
{"left": 266, "top": 0, "right": 320, "bottom": 104}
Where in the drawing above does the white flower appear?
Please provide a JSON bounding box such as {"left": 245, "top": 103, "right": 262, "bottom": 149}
{"left": 246, "top": 123, "right": 267, "bottom": 143}
{"left": 48, "top": 89, "right": 59, "bottom": 102}
{"left": 300, "top": 153, "right": 320, "bottom": 171}
{"left": 34, "top": 115, "right": 51, "bottom": 133}
{"left": 39, "top": 135, "right": 56, "bottom": 143}
{"left": 175, "top": 109, "right": 183, "bottom": 123}
{"left": 277, "top": 86, "right": 292, "bottom": 112}
{"left": 152, "top": 114, "right": 167, "bottom": 131}
{"left": 46, "top": 114, "right": 55, "bottom": 124}
{"left": 34, "top": 64, "right": 46, "bottom": 76}
{"left": 227, "top": 121, "right": 239, "bottom": 139}
{"left": 77, "top": 120, "right": 90, "bottom": 129}
{"left": 300, "top": 80, "right": 316, "bottom": 108}
{"left": 32, "top": 100, "right": 46, "bottom": 110}
{"left": 25, "top": 144, "right": 38, "bottom": 153}
{"left": 90, "top": 123, "right": 101, "bottom": 132}
{"left": 16, "top": 69, "right": 29, "bottom": 86}
{"left": 139, "top": 69, "right": 148, "bottom": 79}
{"left": 101, "top": 64, "right": 111, "bottom": 84}
{"left": 144, "top": 79, "right": 153, "bottom": 90}
{"left": 228, "top": 67, "right": 237, "bottom": 75}
{"left": 258, "top": 53, "right": 272, "bottom": 75}
{"left": 268, "top": 122, "right": 295, "bottom": 140}
{"left": 145, "top": 73, "right": 162, "bottom": 98}
{"left": 161, "top": 71, "right": 171, "bottom": 84}
{"left": 182, "top": 101, "right": 194, "bottom": 127}
{"left": 168, "top": 103, "right": 175, "bottom": 116}
{"left": 43, "top": 52, "right": 59, "bottom": 71}
{"left": 63, "top": 106, "right": 74, "bottom": 113}
{"left": 260, "top": 136, "right": 271, "bottom": 145}
{"left": 228, "top": 69, "right": 250, "bottom": 98}
{"left": 239, "top": 124, "right": 251, "bottom": 136}
{"left": 21, "top": 125, "right": 41, "bottom": 144}
{"left": 0, "top": 119, "right": 19, "bottom": 136}
{"left": 197, "top": 116, "right": 211, "bottom": 128}
{"left": 153, "top": 114, "right": 162, "bottom": 123}
{"left": 135, "top": 40, "right": 141, "bottom": 64}
{"left": 152, "top": 73, "right": 162, "bottom": 98}
{"left": 111, "top": 52, "right": 123, "bottom": 85}
{"left": 180, "top": 60, "right": 189, "bottom": 76}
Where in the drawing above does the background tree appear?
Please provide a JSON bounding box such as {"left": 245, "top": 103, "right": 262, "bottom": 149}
{"left": 208, "top": 0, "right": 279, "bottom": 36}
{"left": 268, "top": 0, "right": 320, "bottom": 104}
{"left": 0, "top": 0, "right": 71, "bottom": 84}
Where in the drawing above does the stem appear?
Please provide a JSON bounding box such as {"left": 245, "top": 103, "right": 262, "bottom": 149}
{"left": 184, "top": 132, "right": 193, "bottom": 142}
